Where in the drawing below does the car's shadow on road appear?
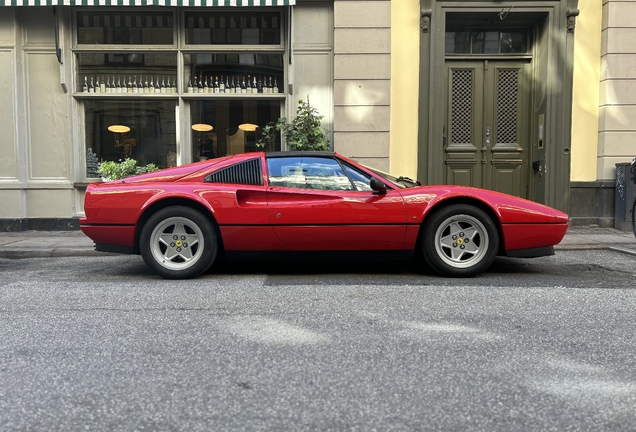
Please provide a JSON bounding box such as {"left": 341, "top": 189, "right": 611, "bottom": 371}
{"left": 204, "top": 256, "right": 553, "bottom": 286}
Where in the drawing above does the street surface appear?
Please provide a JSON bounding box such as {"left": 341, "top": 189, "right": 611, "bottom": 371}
{"left": 1, "top": 250, "right": 636, "bottom": 431}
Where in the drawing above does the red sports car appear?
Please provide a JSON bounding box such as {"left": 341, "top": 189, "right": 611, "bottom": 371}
{"left": 80, "top": 152, "right": 569, "bottom": 279}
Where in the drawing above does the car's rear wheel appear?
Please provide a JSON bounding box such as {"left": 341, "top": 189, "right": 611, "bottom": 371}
{"left": 140, "top": 206, "right": 217, "bottom": 279}
{"left": 422, "top": 204, "right": 498, "bottom": 277}
{"left": 632, "top": 197, "right": 636, "bottom": 240}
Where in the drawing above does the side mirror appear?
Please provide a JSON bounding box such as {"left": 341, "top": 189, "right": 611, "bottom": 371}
{"left": 370, "top": 177, "right": 387, "bottom": 195}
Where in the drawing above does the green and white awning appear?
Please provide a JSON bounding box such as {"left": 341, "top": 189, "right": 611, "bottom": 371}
{"left": 2, "top": 0, "right": 294, "bottom": 6}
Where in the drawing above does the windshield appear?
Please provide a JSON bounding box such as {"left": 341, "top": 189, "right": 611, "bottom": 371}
{"left": 364, "top": 166, "right": 421, "bottom": 189}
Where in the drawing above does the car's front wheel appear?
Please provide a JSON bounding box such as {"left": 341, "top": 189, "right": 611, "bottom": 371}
{"left": 422, "top": 204, "right": 499, "bottom": 277}
{"left": 140, "top": 206, "right": 218, "bottom": 279}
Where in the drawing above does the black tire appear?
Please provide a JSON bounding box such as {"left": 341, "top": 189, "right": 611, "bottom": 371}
{"left": 632, "top": 198, "right": 636, "bottom": 240}
{"left": 140, "top": 206, "right": 218, "bottom": 279}
{"left": 422, "top": 204, "right": 499, "bottom": 277}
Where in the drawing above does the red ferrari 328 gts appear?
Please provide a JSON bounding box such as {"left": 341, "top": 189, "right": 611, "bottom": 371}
{"left": 80, "top": 152, "right": 569, "bottom": 279}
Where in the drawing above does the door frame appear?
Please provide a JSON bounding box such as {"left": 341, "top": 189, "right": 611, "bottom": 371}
{"left": 417, "top": 0, "right": 579, "bottom": 213}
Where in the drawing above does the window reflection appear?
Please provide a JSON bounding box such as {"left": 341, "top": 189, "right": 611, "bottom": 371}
{"left": 184, "top": 11, "right": 281, "bottom": 45}
{"left": 267, "top": 157, "right": 354, "bottom": 191}
{"left": 445, "top": 29, "right": 527, "bottom": 54}
{"left": 76, "top": 11, "right": 174, "bottom": 45}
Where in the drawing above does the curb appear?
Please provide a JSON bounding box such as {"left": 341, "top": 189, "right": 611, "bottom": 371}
{"left": 0, "top": 249, "right": 112, "bottom": 259}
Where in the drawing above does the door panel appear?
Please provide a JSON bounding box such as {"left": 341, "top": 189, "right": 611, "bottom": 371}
{"left": 267, "top": 187, "right": 407, "bottom": 250}
{"left": 445, "top": 64, "right": 483, "bottom": 187}
{"left": 445, "top": 60, "right": 530, "bottom": 198}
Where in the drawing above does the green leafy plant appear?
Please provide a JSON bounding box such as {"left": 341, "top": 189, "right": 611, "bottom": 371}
{"left": 257, "top": 97, "right": 330, "bottom": 152}
{"left": 98, "top": 158, "right": 160, "bottom": 181}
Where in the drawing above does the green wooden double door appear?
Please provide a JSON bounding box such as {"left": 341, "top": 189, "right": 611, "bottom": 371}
{"left": 444, "top": 60, "right": 532, "bottom": 198}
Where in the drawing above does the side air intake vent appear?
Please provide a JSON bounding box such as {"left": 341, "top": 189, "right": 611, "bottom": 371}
{"left": 205, "top": 158, "right": 263, "bottom": 186}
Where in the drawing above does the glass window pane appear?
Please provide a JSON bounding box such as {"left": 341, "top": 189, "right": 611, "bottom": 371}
{"left": 343, "top": 164, "right": 372, "bottom": 191}
{"left": 76, "top": 11, "right": 173, "bottom": 45}
{"left": 184, "top": 11, "right": 281, "bottom": 45}
{"left": 472, "top": 31, "right": 498, "bottom": 54}
{"left": 84, "top": 100, "right": 177, "bottom": 178}
{"left": 77, "top": 52, "right": 178, "bottom": 94}
{"left": 501, "top": 31, "right": 527, "bottom": 54}
{"left": 445, "top": 31, "right": 470, "bottom": 54}
{"left": 183, "top": 53, "right": 283, "bottom": 94}
{"left": 266, "top": 157, "right": 352, "bottom": 191}
{"left": 190, "top": 100, "right": 282, "bottom": 160}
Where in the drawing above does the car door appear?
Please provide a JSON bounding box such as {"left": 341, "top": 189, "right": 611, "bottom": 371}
{"left": 266, "top": 155, "right": 407, "bottom": 251}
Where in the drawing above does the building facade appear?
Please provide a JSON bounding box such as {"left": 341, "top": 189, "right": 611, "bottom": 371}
{"left": 0, "top": 0, "right": 635, "bottom": 230}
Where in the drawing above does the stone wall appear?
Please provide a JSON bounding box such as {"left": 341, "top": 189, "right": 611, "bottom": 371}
{"left": 333, "top": 0, "right": 390, "bottom": 172}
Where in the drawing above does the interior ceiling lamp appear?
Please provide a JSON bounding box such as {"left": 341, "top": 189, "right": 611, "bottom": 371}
{"left": 108, "top": 125, "right": 131, "bottom": 134}
{"left": 238, "top": 123, "right": 258, "bottom": 132}
{"left": 192, "top": 124, "right": 213, "bottom": 132}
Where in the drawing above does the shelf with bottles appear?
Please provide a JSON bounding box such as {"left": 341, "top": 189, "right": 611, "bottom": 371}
{"left": 184, "top": 74, "right": 282, "bottom": 95}
{"left": 77, "top": 74, "right": 179, "bottom": 95}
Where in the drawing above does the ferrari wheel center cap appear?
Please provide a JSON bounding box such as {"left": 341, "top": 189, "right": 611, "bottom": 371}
{"left": 175, "top": 240, "right": 183, "bottom": 247}
{"left": 457, "top": 238, "right": 464, "bottom": 245}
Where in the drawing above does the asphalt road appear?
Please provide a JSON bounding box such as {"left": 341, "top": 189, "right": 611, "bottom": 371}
{"left": 1, "top": 251, "right": 636, "bottom": 431}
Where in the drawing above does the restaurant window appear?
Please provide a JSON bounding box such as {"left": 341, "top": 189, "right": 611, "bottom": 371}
{"left": 74, "top": 8, "right": 286, "bottom": 180}
{"left": 190, "top": 100, "right": 282, "bottom": 160}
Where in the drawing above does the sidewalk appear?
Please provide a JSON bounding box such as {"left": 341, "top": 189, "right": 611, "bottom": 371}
{"left": 0, "top": 226, "right": 635, "bottom": 259}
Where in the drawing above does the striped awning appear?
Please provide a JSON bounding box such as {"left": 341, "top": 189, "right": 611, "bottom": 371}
{"left": 2, "top": 0, "right": 294, "bottom": 5}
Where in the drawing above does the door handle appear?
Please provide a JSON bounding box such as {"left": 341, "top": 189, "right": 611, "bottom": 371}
{"left": 485, "top": 127, "right": 491, "bottom": 148}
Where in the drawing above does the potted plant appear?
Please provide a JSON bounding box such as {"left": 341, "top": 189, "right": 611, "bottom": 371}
{"left": 257, "top": 96, "right": 330, "bottom": 152}
{"left": 98, "top": 158, "right": 160, "bottom": 181}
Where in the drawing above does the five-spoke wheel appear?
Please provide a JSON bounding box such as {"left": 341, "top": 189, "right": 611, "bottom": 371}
{"left": 422, "top": 204, "right": 498, "bottom": 277}
{"left": 140, "top": 206, "right": 218, "bottom": 279}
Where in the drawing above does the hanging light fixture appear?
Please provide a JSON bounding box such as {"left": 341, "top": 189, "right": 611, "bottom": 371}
{"left": 238, "top": 123, "right": 258, "bottom": 132}
{"left": 191, "top": 123, "right": 213, "bottom": 132}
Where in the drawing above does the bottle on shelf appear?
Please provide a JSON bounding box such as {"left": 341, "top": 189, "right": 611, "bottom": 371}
{"left": 100, "top": 76, "right": 106, "bottom": 93}
{"left": 241, "top": 76, "right": 247, "bottom": 94}
{"left": 220, "top": 75, "right": 225, "bottom": 93}
{"left": 149, "top": 76, "right": 154, "bottom": 94}
{"left": 230, "top": 76, "right": 236, "bottom": 94}
{"left": 187, "top": 76, "right": 194, "bottom": 94}
{"left": 144, "top": 76, "right": 149, "bottom": 93}
{"left": 105, "top": 76, "right": 110, "bottom": 93}
{"left": 155, "top": 76, "right": 160, "bottom": 93}
{"left": 116, "top": 76, "right": 122, "bottom": 93}
{"left": 257, "top": 75, "right": 262, "bottom": 94}
{"left": 214, "top": 76, "right": 220, "bottom": 94}
{"left": 198, "top": 75, "right": 204, "bottom": 93}
{"left": 131, "top": 75, "right": 137, "bottom": 93}
{"left": 160, "top": 77, "right": 166, "bottom": 93}
{"left": 82, "top": 76, "right": 88, "bottom": 93}
{"left": 127, "top": 76, "right": 132, "bottom": 93}
{"left": 89, "top": 77, "right": 95, "bottom": 93}
{"left": 203, "top": 76, "right": 209, "bottom": 93}
{"left": 172, "top": 77, "right": 177, "bottom": 93}
{"left": 267, "top": 76, "right": 273, "bottom": 94}
{"left": 273, "top": 77, "right": 278, "bottom": 93}
{"left": 253, "top": 76, "right": 258, "bottom": 93}
{"left": 94, "top": 76, "right": 100, "bottom": 93}
{"left": 166, "top": 77, "right": 172, "bottom": 94}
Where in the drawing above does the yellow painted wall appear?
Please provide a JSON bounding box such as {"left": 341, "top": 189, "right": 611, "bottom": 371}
{"left": 389, "top": 0, "right": 420, "bottom": 179}
{"left": 570, "top": 0, "right": 602, "bottom": 181}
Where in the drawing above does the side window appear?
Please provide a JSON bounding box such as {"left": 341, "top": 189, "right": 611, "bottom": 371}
{"left": 342, "top": 164, "right": 373, "bottom": 192}
{"left": 267, "top": 157, "right": 354, "bottom": 191}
